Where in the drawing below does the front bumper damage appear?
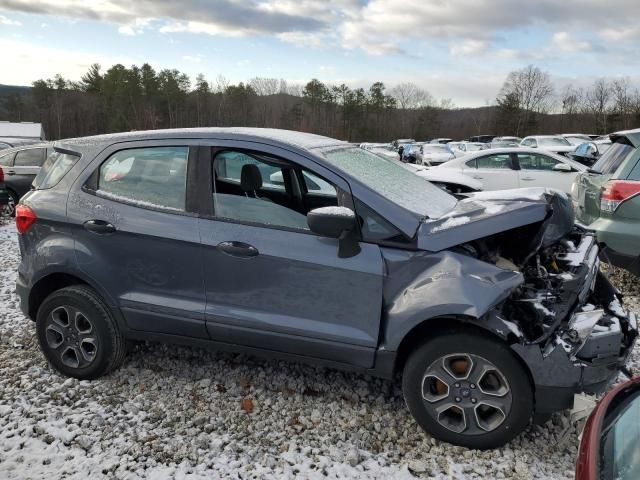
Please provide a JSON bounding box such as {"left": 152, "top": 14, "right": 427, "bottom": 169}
{"left": 506, "top": 235, "right": 638, "bottom": 415}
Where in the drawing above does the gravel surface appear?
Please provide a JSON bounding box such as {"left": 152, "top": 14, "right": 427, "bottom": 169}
{"left": 0, "top": 220, "right": 638, "bottom": 479}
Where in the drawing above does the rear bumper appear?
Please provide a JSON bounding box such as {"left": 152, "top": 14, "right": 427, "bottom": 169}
{"left": 15, "top": 273, "right": 31, "bottom": 319}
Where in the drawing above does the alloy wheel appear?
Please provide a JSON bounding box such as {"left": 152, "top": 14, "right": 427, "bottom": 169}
{"left": 44, "top": 305, "right": 99, "bottom": 369}
{"left": 421, "top": 353, "right": 512, "bottom": 435}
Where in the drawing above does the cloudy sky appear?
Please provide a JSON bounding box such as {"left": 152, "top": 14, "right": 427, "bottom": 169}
{"left": 1, "top": 0, "right": 639, "bottom": 106}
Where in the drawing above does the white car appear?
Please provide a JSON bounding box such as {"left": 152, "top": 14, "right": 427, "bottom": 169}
{"left": 520, "top": 135, "right": 576, "bottom": 156}
{"left": 429, "top": 137, "right": 452, "bottom": 144}
{"left": 398, "top": 162, "right": 482, "bottom": 193}
{"left": 436, "top": 147, "right": 586, "bottom": 194}
{"left": 448, "top": 142, "right": 488, "bottom": 157}
{"left": 419, "top": 144, "right": 455, "bottom": 165}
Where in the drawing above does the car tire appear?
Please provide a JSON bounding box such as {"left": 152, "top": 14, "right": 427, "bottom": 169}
{"left": 36, "top": 285, "right": 126, "bottom": 379}
{"left": 402, "top": 331, "right": 533, "bottom": 449}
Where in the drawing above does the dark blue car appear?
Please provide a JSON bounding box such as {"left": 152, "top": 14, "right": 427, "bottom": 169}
{"left": 14, "top": 128, "right": 637, "bottom": 449}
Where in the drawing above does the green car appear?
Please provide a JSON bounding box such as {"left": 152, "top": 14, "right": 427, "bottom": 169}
{"left": 572, "top": 129, "right": 640, "bottom": 275}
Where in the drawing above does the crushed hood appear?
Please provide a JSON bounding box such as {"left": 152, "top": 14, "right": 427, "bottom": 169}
{"left": 417, "top": 188, "right": 574, "bottom": 251}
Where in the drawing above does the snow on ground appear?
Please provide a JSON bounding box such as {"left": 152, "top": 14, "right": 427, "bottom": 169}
{"left": 0, "top": 220, "right": 638, "bottom": 479}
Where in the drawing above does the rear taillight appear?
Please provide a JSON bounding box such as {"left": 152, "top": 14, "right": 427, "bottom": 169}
{"left": 15, "top": 204, "right": 37, "bottom": 234}
{"left": 0, "top": 166, "right": 4, "bottom": 182}
{"left": 600, "top": 180, "right": 640, "bottom": 213}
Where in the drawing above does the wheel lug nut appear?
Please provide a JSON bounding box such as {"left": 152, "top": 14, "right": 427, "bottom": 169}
{"left": 454, "top": 383, "right": 460, "bottom": 388}
{"left": 472, "top": 398, "right": 477, "bottom": 404}
{"left": 470, "top": 384, "right": 476, "bottom": 389}
{"left": 455, "top": 397, "right": 461, "bottom": 402}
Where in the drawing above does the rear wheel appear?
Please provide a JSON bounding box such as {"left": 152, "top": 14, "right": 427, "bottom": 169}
{"left": 402, "top": 332, "right": 533, "bottom": 449}
{"left": 36, "top": 285, "right": 126, "bottom": 379}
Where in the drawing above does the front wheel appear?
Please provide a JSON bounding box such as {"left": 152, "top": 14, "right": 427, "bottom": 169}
{"left": 402, "top": 332, "right": 533, "bottom": 449}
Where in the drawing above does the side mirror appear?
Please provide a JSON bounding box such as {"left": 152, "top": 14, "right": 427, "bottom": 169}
{"left": 308, "top": 207, "right": 361, "bottom": 258}
{"left": 553, "top": 163, "right": 572, "bottom": 172}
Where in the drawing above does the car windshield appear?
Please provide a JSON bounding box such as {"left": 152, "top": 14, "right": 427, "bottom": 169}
{"left": 423, "top": 145, "right": 451, "bottom": 153}
{"left": 591, "top": 142, "right": 637, "bottom": 174}
{"left": 321, "top": 146, "right": 457, "bottom": 218}
{"left": 538, "top": 137, "right": 572, "bottom": 146}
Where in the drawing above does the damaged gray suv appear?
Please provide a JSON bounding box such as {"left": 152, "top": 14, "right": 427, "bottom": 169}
{"left": 15, "top": 128, "right": 637, "bottom": 449}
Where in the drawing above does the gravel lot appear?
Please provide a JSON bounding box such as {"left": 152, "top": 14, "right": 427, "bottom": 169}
{"left": 0, "top": 220, "right": 638, "bottom": 479}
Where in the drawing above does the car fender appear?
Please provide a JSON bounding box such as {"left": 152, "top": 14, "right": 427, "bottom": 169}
{"left": 380, "top": 248, "right": 523, "bottom": 350}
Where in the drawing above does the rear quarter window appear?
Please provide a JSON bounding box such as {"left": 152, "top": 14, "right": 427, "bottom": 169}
{"left": 33, "top": 150, "right": 81, "bottom": 189}
{"left": 592, "top": 142, "right": 636, "bottom": 175}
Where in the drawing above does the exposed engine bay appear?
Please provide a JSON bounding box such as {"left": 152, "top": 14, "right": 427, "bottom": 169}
{"left": 451, "top": 191, "right": 637, "bottom": 375}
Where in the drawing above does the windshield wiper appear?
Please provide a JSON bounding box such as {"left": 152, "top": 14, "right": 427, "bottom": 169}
{"left": 586, "top": 168, "right": 602, "bottom": 174}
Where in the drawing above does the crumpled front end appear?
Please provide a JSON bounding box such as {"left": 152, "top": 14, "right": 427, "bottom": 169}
{"left": 492, "top": 229, "right": 637, "bottom": 414}
{"left": 428, "top": 189, "right": 638, "bottom": 414}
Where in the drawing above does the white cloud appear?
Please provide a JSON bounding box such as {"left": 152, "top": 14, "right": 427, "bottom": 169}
{"left": 450, "top": 39, "right": 488, "bottom": 57}
{"left": 0, "top": 38, "right": 135, "bottom": 85}
{"left": 0, "top": 14, "right": 22, "bottom": 26}
{"left": 182, "top": 54, "right": 203, "bottom": 63}
{"left": 550, "top": 31, "right": 591, "bottom": 52}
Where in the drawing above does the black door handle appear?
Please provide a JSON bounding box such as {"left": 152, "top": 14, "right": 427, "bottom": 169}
{"left": 217, "top": 241, "right": 259, "bottom": 258}
{"left": 6, "top": 170, "right": 15, "bottom": 175}
{"left": 83, "top": 219, "right": 116, "bottom": 234}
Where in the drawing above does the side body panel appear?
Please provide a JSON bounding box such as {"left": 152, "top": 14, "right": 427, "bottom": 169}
{"left": 379, "top": 248, "right": 523, "bottom": 350}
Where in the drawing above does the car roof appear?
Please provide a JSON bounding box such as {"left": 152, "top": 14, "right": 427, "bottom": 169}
{"left": 55, "top": 128, "right": 347, "bottom": 158}
{"left": 524, "top": 135, "right": 564, "bottom": 139}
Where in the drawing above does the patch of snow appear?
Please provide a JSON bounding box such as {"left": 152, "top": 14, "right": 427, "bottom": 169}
{"left": 469, "top": 187, "right": 567, "bottom": 201}
{"left": 311, "top": 206, "right": 355, "bottom": 217}
{"left": 581, "top": 304, "right": 596, "bottom": 312}
{"left": 609, "top": 298, "right": 627, "bottom": 318}
{"left": 430, "top": 215, "right": 471, "bottom": 232}
{"left": 96, "top": 189, "right": 183, "bottom": 212}
{"left": 557, "top": 236, "right": 592, "bottom": 267}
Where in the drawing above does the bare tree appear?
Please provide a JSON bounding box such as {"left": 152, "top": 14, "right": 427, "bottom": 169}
{"left": 584, "top": 79, "right": 612, "bottom": 133}
{"left": 249, "top": 77, "right": 279, "bottom": 96}
{"left": 391, "top": 82, "right": 434, "bottom": 109}
{"left": 611, "top": 77, "right": 632, "bottom": 129}
{"left": 496, "top": 65, "right": 554, "bottom": 135}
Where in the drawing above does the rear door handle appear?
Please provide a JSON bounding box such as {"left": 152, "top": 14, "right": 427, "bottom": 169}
{"left": 521, "top": 177, "right": 535, "bottom": 181}
{"left": 217, "top": 241, "right": 259, "bottom": 258}
{"left": 6, "top": 170, "right": 15, "bottom": 175}
{"left": 83, "top": 219, "right": 116, "bottom": 234}
{"left": 472, "top": 175, "right": 483, "bottom": 179}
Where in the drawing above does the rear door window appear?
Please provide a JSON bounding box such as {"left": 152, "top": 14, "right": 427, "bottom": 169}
{"left": 517, "top": 153, "right": 560, "bottom": 170}
{"left": 476, "top": 154, "right": 513, "bottom": 169}
{"left": 96, "top": 146, "right": 188, "bottom": 211}
{"left": 14, "top": 148, "right": 45, "bottom": 167}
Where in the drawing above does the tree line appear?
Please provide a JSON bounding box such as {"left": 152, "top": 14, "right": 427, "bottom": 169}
{"left": 1, "top": 63, "right": 639, "bottom": 142}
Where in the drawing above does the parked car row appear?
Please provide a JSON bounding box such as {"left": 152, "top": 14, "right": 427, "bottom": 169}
{"left": 13, "top": 127, "right": 638, "bottom": 452}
